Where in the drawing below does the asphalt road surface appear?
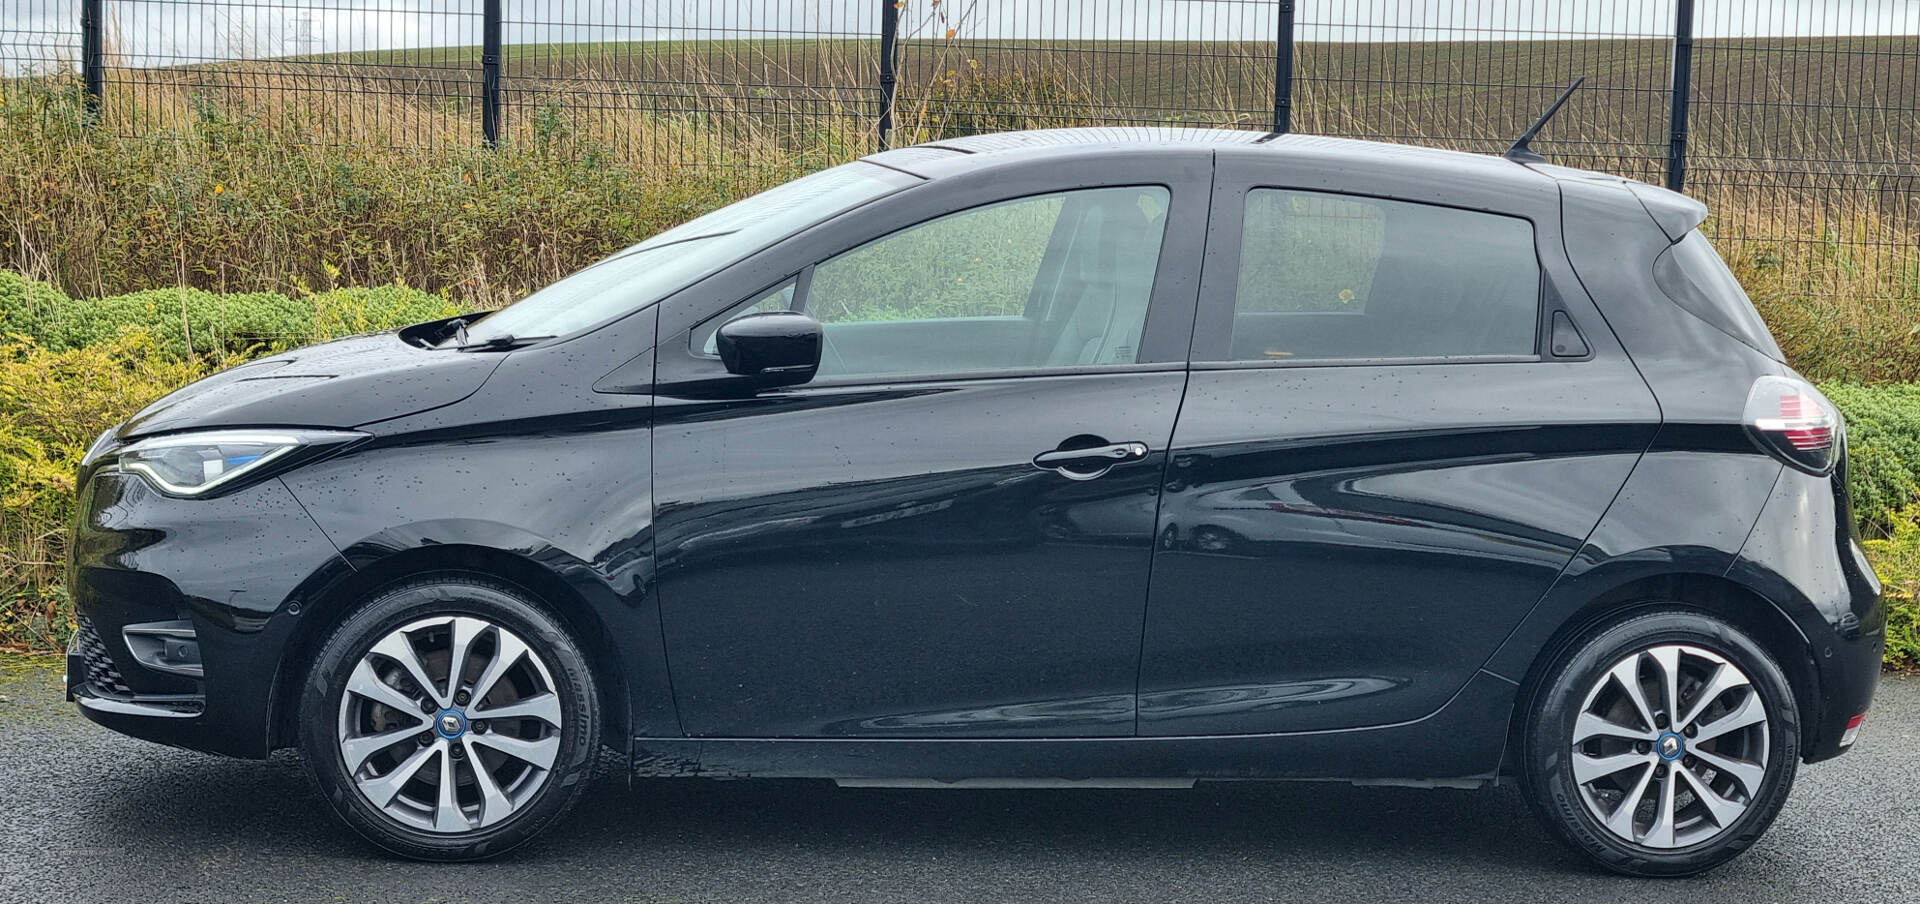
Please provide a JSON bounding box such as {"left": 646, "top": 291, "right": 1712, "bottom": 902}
{"left": 2, "top": 659, "right": 1914, "bottom": 904}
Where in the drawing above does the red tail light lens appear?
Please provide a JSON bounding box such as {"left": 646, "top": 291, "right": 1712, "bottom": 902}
{"left": 1839, "top": 713, "right": 1866, "bottom": 747}
{"left": 1744, "top": 375, "right": 1841, "bottom": 473}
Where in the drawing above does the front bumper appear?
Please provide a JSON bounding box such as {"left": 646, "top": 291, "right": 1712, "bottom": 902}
{"left": 65, "top": 471, "right": 351, "bottom": 758}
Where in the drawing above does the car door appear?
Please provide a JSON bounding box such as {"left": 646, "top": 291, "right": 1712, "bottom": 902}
{"left": 651, "top": 156, "right": 1209, "bottom": 738}
{"left": 1136, "top": 158, "right": 1661, "bottom": 736}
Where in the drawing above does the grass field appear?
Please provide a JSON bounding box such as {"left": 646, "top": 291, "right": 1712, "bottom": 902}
{"left": 280, "top": 35, "right": 1919, "bottom": 153}
{"left": 107, "top": 35, "right": 1920, "bottom": 158}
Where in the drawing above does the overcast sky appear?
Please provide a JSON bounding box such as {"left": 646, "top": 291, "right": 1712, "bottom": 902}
{"left": 4, "top": 1, "right": 1917, "bottom": 74}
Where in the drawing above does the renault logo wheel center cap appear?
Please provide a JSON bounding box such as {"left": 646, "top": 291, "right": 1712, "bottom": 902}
{"left": 436, "top": 710, "right": 466, "bottom": 740}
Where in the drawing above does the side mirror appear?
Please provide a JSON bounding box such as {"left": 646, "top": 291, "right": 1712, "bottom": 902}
{"left": 716, "top": 312, "right": 822, "bottom": 387}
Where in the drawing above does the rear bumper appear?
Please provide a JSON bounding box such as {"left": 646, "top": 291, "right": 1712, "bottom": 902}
{"left": 65, "top": 472, "right": 351, "bottom": 758}
{"left": 1730, "top": 464, "right": 1885, "bottom": 764}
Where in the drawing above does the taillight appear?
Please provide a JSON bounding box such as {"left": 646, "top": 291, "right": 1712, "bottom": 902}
{"left": 1744, "top": 375, "right": 1842, "bottom": 473}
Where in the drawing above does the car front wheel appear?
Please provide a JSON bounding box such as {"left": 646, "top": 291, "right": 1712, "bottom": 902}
{"left": 298, "top": 576, "right": 599, "bottom": 860}
{"left": 1520, "top": 609, "right": 1799, "bottom": 876}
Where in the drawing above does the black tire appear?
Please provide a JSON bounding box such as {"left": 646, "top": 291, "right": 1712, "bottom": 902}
{"left": 1519, "top": 608, "right": 1799, "bottom": 877}
{"left": 298, "top": 575, "right": 599, "bottom": 861}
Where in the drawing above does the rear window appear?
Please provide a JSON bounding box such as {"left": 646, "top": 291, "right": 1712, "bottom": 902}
{"left": 1652, "top": 231, "right": 1783, "bottom": 360}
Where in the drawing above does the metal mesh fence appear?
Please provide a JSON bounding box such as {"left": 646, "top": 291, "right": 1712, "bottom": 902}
{"left": 1688, "top": 1, "right": 1920, "bottom": 302}
{"left": 500, "top": 1, "right": 878, "bottom": 161}
{"left": 894, "top": 0, "right": 1281, "bottom": 137}
{"left": 2, "top": 1, "right": 1916, "bottom": 298}
{"left": 1294, "top": 0, "right": 1676, "bottom": 184}
{"left": 1, "top": 0, "right": 81, "bottom": 76}
{"left": 86, "top": 0, "right": 481, "bottom": 147}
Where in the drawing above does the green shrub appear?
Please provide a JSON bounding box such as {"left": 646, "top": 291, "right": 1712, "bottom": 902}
{"left": 1821, "top": 382, "right": 1920, "bottom": 538}
{"left": 0, "top": 272, "right": 460, "bottom": 361}
{"left": 0, "top": 332, "right": 206, "bottom": 649}
{"left": 0, "top": 270, "right": 69, "bottom": 341}
{"left": 52, "top": 286, "right": 312, "bottom": 359}
{"left": 1864, "top": 511, "right": 1920, "bottom": 671}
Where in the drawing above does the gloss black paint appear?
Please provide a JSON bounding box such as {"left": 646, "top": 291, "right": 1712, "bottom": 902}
{"left": 66, "top": 129, "right": 1881, "bottom": 785}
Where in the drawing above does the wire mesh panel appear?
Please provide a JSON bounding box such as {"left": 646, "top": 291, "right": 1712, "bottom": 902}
{"left": 97, "top": 0, "right": 482, "bottom": 146}
{"left": 1688, "top": 0, "right": 1920, "bottom": 302}
{"left": 1, "top": 0, "right": 82, "bottom": 76}
{"left": 1, "top": 0, "right": 1916, "bottom": 301}
{"left": 1294, "top": 0, "right": 1675, "bottom": 183}
{"left": 893, "top": 0, "right": 1281, "bottom": 139}
{"left": 502, "top": 1, "right": 879, "bottom": 164}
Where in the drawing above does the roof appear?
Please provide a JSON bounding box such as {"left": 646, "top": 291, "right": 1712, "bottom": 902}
{"left": 864, "top": 126, "right": 1670, "bottom": 204}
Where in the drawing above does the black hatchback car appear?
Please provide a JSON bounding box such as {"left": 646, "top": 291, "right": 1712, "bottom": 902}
{"left": 68, "top": 128, "right": 1880, "bottom": 875}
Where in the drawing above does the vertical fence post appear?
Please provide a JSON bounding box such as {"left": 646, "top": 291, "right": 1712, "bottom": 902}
{"left": 1665, "top": 0, "right": 1694, "bottom": 191}
{"left": 877, "top": 0, "right": 899, "bottom": 150}
{"left": 80, "top": 0, "right": 104, "bottom": 122}
{"left": 1272, "top": 0, "right": 1295, "bottom": 133}
{"left": 481, "top": 0, "right": 503, "bottom": 145}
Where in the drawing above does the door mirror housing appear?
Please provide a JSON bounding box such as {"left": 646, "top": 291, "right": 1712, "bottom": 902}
{"left": 716, "top": 312, "right": 823, "bottom": 387}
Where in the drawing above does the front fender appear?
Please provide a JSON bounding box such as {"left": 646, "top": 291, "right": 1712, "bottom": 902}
{"left": 279, "top": 414, "right": 675, "bottom": 739}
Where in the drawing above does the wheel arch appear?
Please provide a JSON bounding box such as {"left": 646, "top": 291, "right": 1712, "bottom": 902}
{"left": 268, "top": 543, "right": 633, "bottom": 750}
{"left": 1503, "top": 571, "right": 1820, "bottom": 773}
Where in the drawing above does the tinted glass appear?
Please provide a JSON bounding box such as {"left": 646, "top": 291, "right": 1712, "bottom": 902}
{"left": 1653, "top": 230, "right": 1784, "bottom": 361}
{"left": 459, "top": 162, "right": 916, "bottom": 345}
{"left": 1228, "top": 190, "right": 1540, "bottom": 361}
{"left": 706, "top": 186, "right": 1169, "bottom": 380}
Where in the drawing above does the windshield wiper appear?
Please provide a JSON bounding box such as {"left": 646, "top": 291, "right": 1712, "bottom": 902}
{"left": 453, "top": 334, "right": 555, "bottom": 351}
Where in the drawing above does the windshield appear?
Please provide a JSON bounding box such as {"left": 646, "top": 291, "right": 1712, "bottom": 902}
{"left": 455, "top": 161, "right": 919, "bottom": 345}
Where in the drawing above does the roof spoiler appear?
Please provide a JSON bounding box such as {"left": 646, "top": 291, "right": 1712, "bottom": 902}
{"left": 1625, "top": 181, "right": 1709, "bottom": 242}
{"left": 1503, "top": 78, "right": 1585, "bottom": 165}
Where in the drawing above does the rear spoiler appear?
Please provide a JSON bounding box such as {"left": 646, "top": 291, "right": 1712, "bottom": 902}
{"left": 1624, "top": 181, "right": 1708, "bottom": 242}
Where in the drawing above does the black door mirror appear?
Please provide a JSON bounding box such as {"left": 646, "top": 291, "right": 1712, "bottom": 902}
{"left": 716, "top": 312, "right": 823, "bottom": 387}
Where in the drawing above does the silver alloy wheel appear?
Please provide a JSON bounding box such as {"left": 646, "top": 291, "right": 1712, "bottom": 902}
{"left": 1569, "top": 643, "right": 1771, "bottom": 849}
{"left": 336, "top": 615, "right": 564, "bottom": 834}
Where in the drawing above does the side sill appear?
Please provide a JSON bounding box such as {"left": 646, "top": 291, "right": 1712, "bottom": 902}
{"left": 633, "top": 670, "right": 1516, "bottom": 782}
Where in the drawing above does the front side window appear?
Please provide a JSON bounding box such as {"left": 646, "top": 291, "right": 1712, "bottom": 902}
{"left": 703, "top": 185, "right": 1171, "bottom": 380}
{"left": 1226, "top": 189, "right": 1541, "bottom": 362}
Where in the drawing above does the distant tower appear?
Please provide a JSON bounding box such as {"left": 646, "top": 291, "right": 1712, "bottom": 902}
{"left": 286, "top": 13, "right": 319, "bottom": 55}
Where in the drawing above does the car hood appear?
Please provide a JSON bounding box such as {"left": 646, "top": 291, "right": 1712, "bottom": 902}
{"left": 119, "top": 332, "right": 505, "bottom": 439}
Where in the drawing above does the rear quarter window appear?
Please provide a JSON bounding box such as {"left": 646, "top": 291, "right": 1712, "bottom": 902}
{"left": 1652, "top": 231, "right": 1784, "bottom": 361}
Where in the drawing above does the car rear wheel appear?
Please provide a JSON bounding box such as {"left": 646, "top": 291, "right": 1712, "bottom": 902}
{"left": 1519, "top": 609, "right": 1799, "bottom": 876}
{"left": 298, "top": 576, "right": 599, "bottom": 861}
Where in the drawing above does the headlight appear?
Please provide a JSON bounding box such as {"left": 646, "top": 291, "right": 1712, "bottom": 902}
{"left": 107, "top": 429, "right": 367, "bottom": 496}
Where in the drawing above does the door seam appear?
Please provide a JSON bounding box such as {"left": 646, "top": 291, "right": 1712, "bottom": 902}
{"left": 1130, "top": 151, "right": 1216, "bottom": 735}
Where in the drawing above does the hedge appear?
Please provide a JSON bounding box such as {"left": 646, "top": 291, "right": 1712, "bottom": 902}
{"left": 1822, "top": 383, "right": 1920, "bottom": 539}
{"left": 0, "top": 270, "right": 458, "bottom": 358}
